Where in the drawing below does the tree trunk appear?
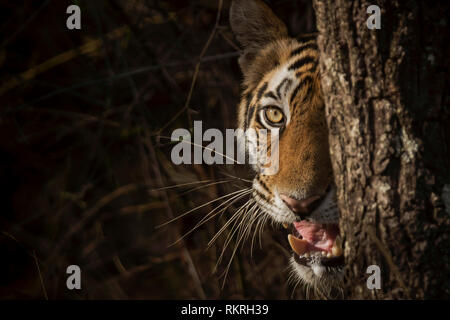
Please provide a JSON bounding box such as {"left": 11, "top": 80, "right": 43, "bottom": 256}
{"left": 312, "top": 0, "right": 450, "bottom": 299}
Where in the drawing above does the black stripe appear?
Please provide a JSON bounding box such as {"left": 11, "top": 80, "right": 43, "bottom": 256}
{"left": 290, "top": 43, "right": 318, "bottom": 58}
{"left": 247, "top": 106, "right": 255, "bottom": 127}
{"left": 275, "top": 78, "right": 289, "bottom": 99}
{"left": 293, "top": 85, "right": 313, "bottom": 117}
{"left": 253, "top": 186, "right": 270, "bottom": 201}
{"left": 288, "top": 56, "right": 316, "bottom": 71}
{"left": 297, "top": 34, "right": 317, "bottom": 42}
{"left": 283, "top": 78, "right": 293, "bottom": 96}
{"left": 290, "top": 76, "right": 313, "bottom": 106}
{"left": 256, "top": 82, "right": 268, "bottom": 100}
{"left": 264, "top": 91, "right": 277, "bottom": 100}
{"left": 255, "top": 113, "right": 264, "bottom": 128}
{"left": 243, "top": 91, "right": 253, "bottom": 129}
{"left": 303, "top": 85, "right": 313, "bottom": 101}
{"left": 256, "top": 176, "right": 271, "bottom": 194}
{"left": 276, "top": 78, "right": 293, "bottom": 98}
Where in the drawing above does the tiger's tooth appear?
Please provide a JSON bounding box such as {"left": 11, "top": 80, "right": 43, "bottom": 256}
{"left": 282, "top": 223, "right": 289, "bottom": 229}
{"left": 332, "top": 236, "right": 343, "bottom": 257}
{"left": 331, "top": 245, "right": 342, "bottom": 257}
{"left": 321, "top": 251, "right": 327, "bottom": 257}
{"left": 335, "top": 235, "right": 342, "bottom": 247}
{"left": 327, "top": 252, "right": 332, "bottom": 258}
{"left": 288, "top": 234, "right": 308, "bottom": 256}
{"left": 304, "top": 252, "right": 310, "bottom": 258}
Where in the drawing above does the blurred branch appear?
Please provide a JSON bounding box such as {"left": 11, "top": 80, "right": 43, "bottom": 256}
{"left": 156, "top": 0, "right": 224, "bottom": 135}
{"left": 0, "top": 0, "right": 51, "bottom": 49}
{"left": 146, "top": 129, "right": 207, "bottom": 299}
{"left": 9, "top": 51, "right": 238, "bottom": 113}
{"left": 0, "top": 26, "right": 129, "bottom": 97}
{"left": 119, "top": 201, "right": 166, "bottom": 215}
{"left": 32, "top": 250, "right": 48, "bottom": 300}
{"left": 46, "top": 183, "right": 141, "bottom": 265}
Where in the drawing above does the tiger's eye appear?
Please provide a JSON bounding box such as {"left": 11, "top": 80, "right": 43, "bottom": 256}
{"left": 264, "top": 107, "right": 284, "bottom": 124}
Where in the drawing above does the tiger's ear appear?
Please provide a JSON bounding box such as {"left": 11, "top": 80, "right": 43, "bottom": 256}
{"left": 230, "top": 0, "right": 288, "bottom": 71}
{"left": 230, "top": 0, "right": 288, "bottom": 49}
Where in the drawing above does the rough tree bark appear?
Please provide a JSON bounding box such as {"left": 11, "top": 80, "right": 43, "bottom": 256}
{"left": 312, "top": 0, "right": 450, "bottom": 299}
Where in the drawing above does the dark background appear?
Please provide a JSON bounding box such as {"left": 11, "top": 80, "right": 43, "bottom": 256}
{"left": 0, "top": 0, "right": 316, "bottom": 299}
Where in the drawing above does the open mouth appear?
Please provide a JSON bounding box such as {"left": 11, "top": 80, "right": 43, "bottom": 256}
{"left": 284, "top": 220, "right": 344, "bottom": 269}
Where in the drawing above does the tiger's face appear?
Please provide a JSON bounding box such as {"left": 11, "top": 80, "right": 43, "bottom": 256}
{"left": 230, "top": 0, "right": 343, "bottom": 296}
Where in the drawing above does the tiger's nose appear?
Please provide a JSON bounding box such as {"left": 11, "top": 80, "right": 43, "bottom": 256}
{"left": 280, "top": 194, "right": 323, "bottom": 218}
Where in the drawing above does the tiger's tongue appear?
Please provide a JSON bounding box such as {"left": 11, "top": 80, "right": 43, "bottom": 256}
{"left": 288, "top": 221, "right": 338, "bottom": 255}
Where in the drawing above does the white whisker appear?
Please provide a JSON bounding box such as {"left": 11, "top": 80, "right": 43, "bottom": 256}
{"left": 157, "top": 188, "right": 250, "bottom": 228}
{"left": 170, "top": 188, "right": 252, "bottom": 246}
{"left": 157, "top": 135, "right": 239, "bottom": 164}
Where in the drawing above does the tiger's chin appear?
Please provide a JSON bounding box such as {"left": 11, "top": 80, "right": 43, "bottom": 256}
{"left": 285, "top": 219, "right": 345, "bottom": 299}
{"left": 289, "top": 255, "right": 344, "bottom": 298}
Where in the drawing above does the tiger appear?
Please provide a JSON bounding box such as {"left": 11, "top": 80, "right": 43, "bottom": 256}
{"left": 229, "top": 0, "right": 343, "bottom": 298}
